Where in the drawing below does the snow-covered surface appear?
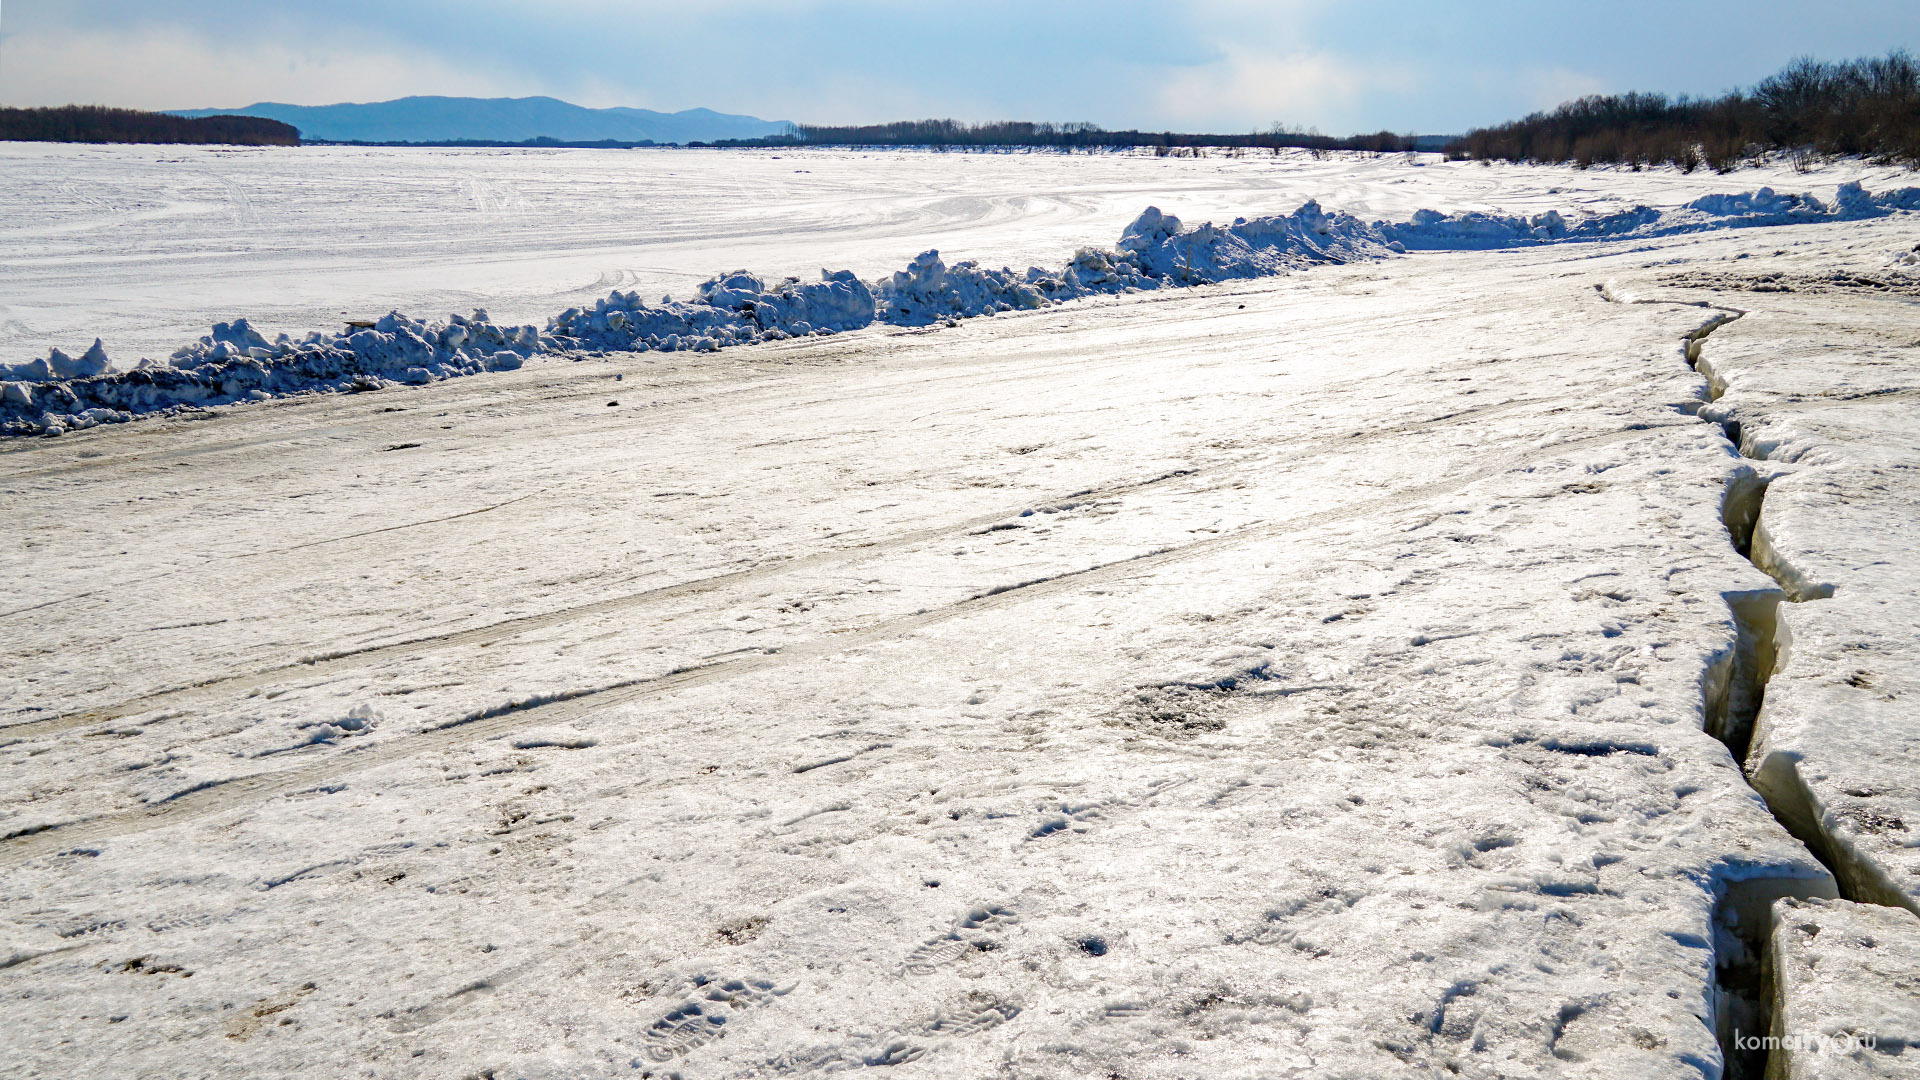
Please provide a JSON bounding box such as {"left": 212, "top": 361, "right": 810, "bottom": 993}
{"left": 1769, "top": 898, "right": 1920, "bottom": 1078}
{"left": 4, "top": 143, "right": 1914, "bottom": 366}
{"left": 6, "top": 147, "right": 1916, "bottom": 438}
{"left": 3, "top": 150, "right": 1919, "bottom": 1079}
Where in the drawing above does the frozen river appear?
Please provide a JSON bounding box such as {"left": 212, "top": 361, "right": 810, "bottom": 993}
{"left": 2, "top": 142, "right": 1910, "bottom": 364}
{"left": 3, "top": 148, "right": 1918, "bottom": 1079}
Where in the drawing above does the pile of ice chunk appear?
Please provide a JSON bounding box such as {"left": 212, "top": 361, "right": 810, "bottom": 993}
{"left": 6, "top": 181, "right": 1919, "bottom": 437}
{"left": 550, "top": 269, "right": 877, "bottom": 353}
{"left": 0, "top": 340, "right": 114, "bottom": 383}
{"left": 2, "top": 311, "right": 543, "bottom": 436}
{"left": 877, "top": 251, "right": 1055, "bottom": 323}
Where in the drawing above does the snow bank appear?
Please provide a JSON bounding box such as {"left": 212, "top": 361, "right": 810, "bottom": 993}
{"left": 550, "top": 269, "right": 876, "bottom": 352}
{"left": 1110, "top": 201, "right": 1388, "bottom": 281}
{"left": 0, "top": 313, "right": 541, "bottom": 437}
{"left": 5, "top": 182, "right": 1918, "bottom": 437}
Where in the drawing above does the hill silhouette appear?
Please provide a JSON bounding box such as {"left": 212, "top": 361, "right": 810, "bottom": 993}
{"left": 170, "top": 96, "right": 792, "bottom": 145}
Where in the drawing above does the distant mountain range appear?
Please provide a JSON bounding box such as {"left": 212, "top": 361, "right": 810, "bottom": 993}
{"left": 169, "top": 96, "right": 793, "bottom": 145}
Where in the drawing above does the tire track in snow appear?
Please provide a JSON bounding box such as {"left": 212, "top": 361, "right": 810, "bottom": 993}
{"left": 0, "top": 311, "right": 1131, "bottom": 481}
{"left": 5, "top": 390, "right": 1548, "bottom": 741}
{"left": 0, "top": 277, "right": 1495, "bottom": 483}
{"left": 0, "top": 420, "right": 1681, "bottom": 867}
{"left": 0, "top": 368, "right": 792, "bottom": 482}
{"left": 0, "top": 468, "right": 1200, "bottom": 740}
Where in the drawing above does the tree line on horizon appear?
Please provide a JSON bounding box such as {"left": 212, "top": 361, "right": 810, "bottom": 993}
{"left": 0, "top": 106, "right": 299, "bottom": 146}
{"left": 1446, "top": 50, "right": 1920, "bottom": 171}
{"left": 724, "top": 119, "right": 1417, "bottom": 153}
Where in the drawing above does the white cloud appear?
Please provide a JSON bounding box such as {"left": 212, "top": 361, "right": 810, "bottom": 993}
{"left": 0, "top": 23, "right": 533, "bottom": 109}
{"left": 1139, "top": 2, "right": 1420, "bottom": 133}
{"left": 1151, "top": 47, "right": 1398, "bottom": 133}
{"left": 1519, "top": 66, "right": 1612, "bottom": 113}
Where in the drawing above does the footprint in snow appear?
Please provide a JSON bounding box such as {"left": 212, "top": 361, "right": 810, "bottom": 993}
{"left": 638, "top": 975, "right": 791, "bottom": 1063}
{"left": 903, "top": 904, "right": 1020, "bottom": 975}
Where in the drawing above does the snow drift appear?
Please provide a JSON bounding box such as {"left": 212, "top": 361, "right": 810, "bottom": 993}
{"left": 4, "top": 182, "right": 1917, "bottom": 437}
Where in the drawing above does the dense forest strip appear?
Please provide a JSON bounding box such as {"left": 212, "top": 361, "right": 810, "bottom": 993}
{"left": 714, "top": 121, "right": 1428, "bottom": 153}
{"left": 0, "top": 106, "right": 299, "bottom": 146}
{"left": 1447, "top": 51, "right": 1920, "bottom": 171}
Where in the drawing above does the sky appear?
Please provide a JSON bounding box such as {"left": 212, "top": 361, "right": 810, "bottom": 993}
{"left": 2, "top": 1, "right": 1917, "bottom": 134}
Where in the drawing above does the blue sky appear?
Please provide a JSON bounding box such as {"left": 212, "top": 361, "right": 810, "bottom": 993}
{"left": 3, "top": 1, "right": 1917, "bottom": 133}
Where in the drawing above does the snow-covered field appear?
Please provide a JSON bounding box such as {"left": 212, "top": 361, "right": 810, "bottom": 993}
{"left": 2, "top": 147, "right": 1918, "bottom": 1079}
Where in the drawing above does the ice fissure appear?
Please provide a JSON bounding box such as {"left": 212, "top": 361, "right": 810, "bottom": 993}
{"left": 1673, "top": 307, "right": 1916, "bottom": 1079}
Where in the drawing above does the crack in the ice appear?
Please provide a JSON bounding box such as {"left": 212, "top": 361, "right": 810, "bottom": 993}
{"left": 228, "top": 491, "right": 545, "bottom": 559}
{"left": 791, "top": 743, "right": 891, "bottom": 774}
{"left": 1669, "top": 301, "right": 1915, "bottom": 1079}
{"left": 1682, "top": 311, "right": 1902, "bottom": 904}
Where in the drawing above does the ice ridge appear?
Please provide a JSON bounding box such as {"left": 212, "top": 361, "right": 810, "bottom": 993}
{"left": 4, "top": 182, "right": 1917, "bottom": 437}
